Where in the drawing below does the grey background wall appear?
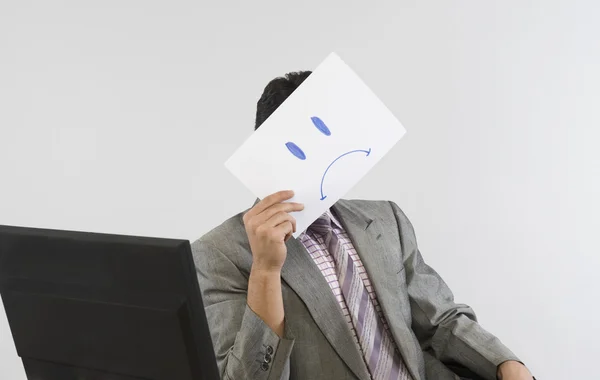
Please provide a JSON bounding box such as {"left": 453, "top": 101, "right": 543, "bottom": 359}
{"left": 1, "top": 1, "right": 598, "bottom": 379}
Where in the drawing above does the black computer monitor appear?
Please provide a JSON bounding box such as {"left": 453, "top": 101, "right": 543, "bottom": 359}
{"left": 0, "top": 225, "right": 220, "bottom": 380}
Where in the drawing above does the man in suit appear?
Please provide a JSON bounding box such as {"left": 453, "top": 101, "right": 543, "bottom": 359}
{"left": 192, "top": 71, "right": 534, "bottom": 380}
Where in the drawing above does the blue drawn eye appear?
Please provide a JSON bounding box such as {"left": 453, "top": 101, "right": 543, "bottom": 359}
{"left": 286, "top": 142, "right": 306, "bottom": 160}
{"left": 311, "top": 116, "right": 331, "bottom": 136}
{"left": 285, "top": 116, "right": 332, "bottom": 160}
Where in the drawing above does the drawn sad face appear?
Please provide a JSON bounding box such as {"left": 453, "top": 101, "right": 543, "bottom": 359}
{"left": 285, "top": 116, "right": 371, "bottom": 200}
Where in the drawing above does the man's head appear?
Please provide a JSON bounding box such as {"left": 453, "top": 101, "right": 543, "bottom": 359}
{"left": 255, "top": 71, "right": 312, "bottom": 130}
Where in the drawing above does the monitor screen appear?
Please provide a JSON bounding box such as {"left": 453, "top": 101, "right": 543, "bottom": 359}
{"left": 0, "top": 225, "right": 220, "bottom": 380}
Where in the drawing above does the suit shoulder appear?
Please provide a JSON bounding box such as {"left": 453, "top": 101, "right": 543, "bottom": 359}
{"left": 336, "top": 198, "right": 414, "bottom": 228}
{"left": 191, "top": 209, "right": 249, "bottom": 259}
{"left": 336, "top": 198, "right": 398, "bottom": 217}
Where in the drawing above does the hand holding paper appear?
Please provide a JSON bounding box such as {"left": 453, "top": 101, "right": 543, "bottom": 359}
{"left": 243, "top": 190, "right": 304, "bottom": 272}
{"left": 226, "top": 53, "right": 406, "bottom": 237}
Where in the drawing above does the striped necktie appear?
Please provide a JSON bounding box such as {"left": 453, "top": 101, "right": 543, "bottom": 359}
{"left": 309, "top": 213, "right": 412, "bottom": 380}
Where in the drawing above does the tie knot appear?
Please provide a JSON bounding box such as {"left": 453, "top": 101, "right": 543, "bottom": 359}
{"left": 308, "top": 213, "right": 333, "bottom": 238}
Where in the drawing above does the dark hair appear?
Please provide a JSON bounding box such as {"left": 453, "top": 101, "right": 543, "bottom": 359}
{"left": 254, "top": 71, "right": 312, "bottom": 130}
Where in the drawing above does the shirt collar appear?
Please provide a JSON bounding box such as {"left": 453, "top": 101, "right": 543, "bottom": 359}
{"left": 325, "top": 208, "right": 342, "bottom": 229}
{"left": 299, "top": 208, "right": 342, "bottom": 238}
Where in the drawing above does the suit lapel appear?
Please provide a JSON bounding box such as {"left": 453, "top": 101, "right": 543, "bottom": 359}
{"left": 332, "top": 201, "right": 423, "bottom": 380}
{"left": 281, "top": 236, "right": 372, "bottom": 380}
{"left": 252, "top": 201, "right": 370, "bottom": 378}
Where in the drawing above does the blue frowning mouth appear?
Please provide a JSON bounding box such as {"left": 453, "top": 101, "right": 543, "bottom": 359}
{"left": 319, "top": 148, "right": 371, "bottom": 200}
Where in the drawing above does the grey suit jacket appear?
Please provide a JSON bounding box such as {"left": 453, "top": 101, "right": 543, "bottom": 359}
{"left": 191, "top": 199, "right": 520, "bottom": 380}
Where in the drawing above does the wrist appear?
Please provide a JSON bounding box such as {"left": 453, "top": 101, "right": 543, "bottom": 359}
{"left": 248, "top": 265, "right": 285, "bottom": 337}
{"left": 250, "top": 265, "right": 282, "bottom": 278}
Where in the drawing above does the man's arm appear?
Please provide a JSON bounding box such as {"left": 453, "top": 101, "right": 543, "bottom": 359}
{"left": 192, "top": 239, "right": 294, "bottom": 380}
{"left": 390, "top": 201, "right": 532, "bottom": 380}
{"left": 248, "top": 268, "right": 285, "bottom": 337}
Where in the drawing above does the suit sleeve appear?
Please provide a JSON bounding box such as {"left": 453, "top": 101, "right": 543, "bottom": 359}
{"left": 389, "top": 201, "right": 521, "bottom": 380}
{"left": 191, "top": 239, "right": 295, "bottom": 380}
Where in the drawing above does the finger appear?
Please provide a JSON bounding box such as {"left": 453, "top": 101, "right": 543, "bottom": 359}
{"left": 256, "top": 202, "right": 304, "bottom": 225}
{"left": 266, "top": 212, "right": 296, "bottom": 232}
{"left": 247, "top": 201, "right": 302, "bottom": 227}
{"left": 250, "top": 190, "right": 295, "bottom": 217}
{"left": 273, "top": 221, "right": 294, "bottom": 242}
{"left": 279, "top": 220, "right": 295, "bottom": 242}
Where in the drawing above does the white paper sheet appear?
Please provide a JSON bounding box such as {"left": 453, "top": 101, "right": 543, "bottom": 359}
{"left": 225, "top": 52, "right": 406, "bottom": 237}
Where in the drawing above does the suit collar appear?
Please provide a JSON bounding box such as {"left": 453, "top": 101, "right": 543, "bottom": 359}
{"left": 330, "top": 200, "right": 375, "bottom": 232}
